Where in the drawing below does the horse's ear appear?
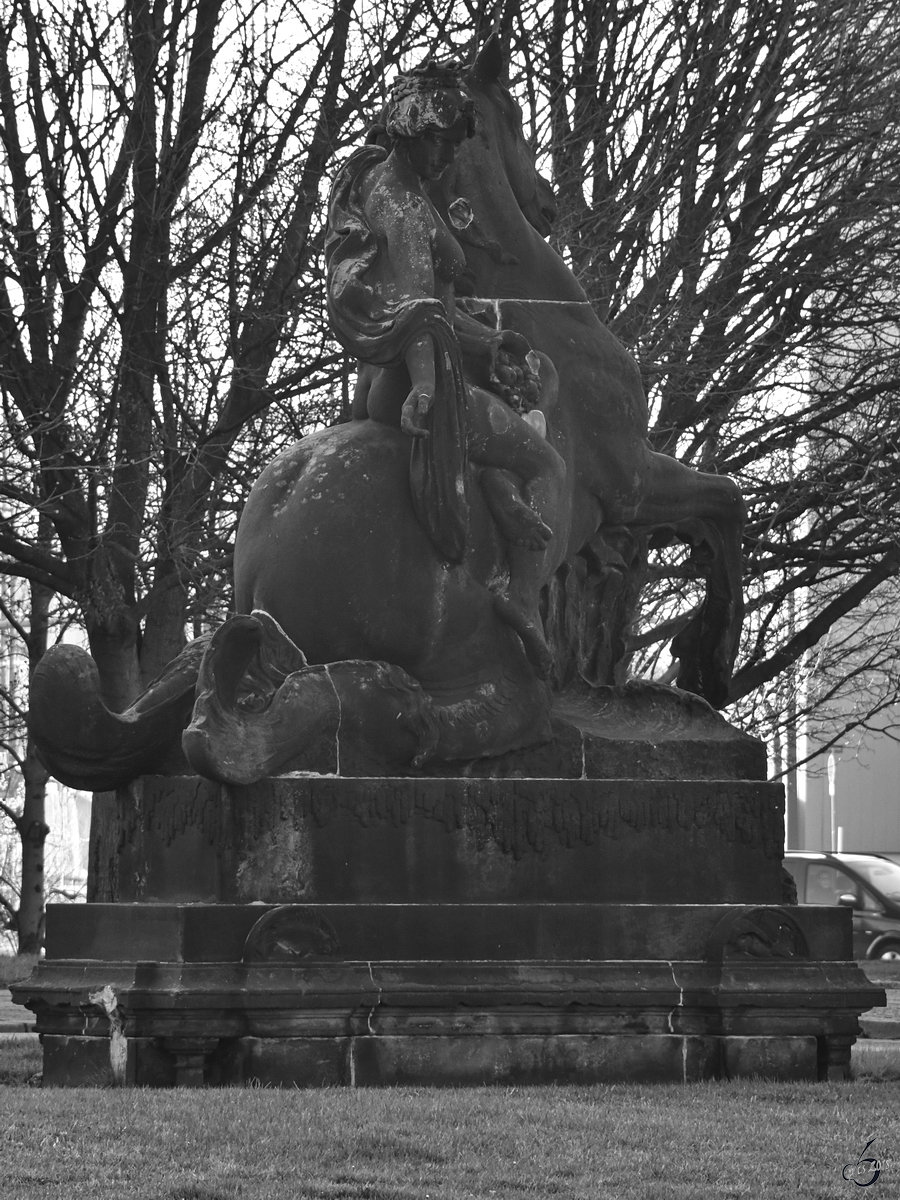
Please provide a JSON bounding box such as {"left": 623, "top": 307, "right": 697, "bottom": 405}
{"left": 469, "top": 33, "right": 508, "bottom": 87}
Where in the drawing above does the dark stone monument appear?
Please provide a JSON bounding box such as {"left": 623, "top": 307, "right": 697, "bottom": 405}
{"left": 15, "top": 38, "right": 882, "bottom": 1086}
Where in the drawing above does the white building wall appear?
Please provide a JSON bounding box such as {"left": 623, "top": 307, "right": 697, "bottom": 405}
{"left": 801, "top": 714, "right": 900, "bottom": 852}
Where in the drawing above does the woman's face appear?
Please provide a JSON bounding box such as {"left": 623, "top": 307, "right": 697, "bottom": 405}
{"left": 403, "top": 129, "right": 463, "bottom": 181}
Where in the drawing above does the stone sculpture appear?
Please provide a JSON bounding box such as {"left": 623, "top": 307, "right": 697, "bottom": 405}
{"left": 30, "top": 37, "right": 746, "bottom": 790}
{"left": 17, "top": 36, "right": 884, "bottom": 1093}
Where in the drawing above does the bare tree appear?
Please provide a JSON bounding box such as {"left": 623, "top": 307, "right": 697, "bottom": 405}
{"left": 0, "top": 567, "right": 54, "bottom": 953}
{"left": 0, "top": 0, "right": 463, "bottom": 711}
{"left": 0, "top": 0, "right": 478, "bottom": 944}
{"left": 4, "top": 0, "right": 900, "bottom": 794}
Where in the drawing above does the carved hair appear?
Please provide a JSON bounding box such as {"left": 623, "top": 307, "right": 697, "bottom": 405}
{"left": 384, "top": 59, "right": 476, "bottom": 141}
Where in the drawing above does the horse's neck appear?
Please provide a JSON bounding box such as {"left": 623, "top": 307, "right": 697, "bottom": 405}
{"left": 468, "top": 229, "right": 585, "bottom": 303}
{"left": 445, "top": 170, "right": 585, "bottom": 304}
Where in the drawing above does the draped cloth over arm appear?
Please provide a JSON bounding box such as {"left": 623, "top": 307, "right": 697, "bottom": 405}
{"left": 325, "top": 147, "right": 469, "bottom": 564}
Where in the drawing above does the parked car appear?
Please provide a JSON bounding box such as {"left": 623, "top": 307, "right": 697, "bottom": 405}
{"left": 857, "top": 851, "right": 900, "bottom": 868}
{"left": 783, "top": 851, "right": 900, "bottom": 960}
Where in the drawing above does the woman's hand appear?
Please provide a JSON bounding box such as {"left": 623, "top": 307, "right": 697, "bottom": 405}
{"left": 401, "top": 385, "right": 435, "bottom": 438}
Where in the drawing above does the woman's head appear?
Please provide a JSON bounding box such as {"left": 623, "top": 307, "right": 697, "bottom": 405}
{"left": 385, "top": 60, "right": 476, "bottom": 144}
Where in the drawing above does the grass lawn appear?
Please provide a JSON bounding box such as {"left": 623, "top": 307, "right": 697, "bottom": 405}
{"left": 0, "top": 1034, "right": 41, "bottom": 1085}
{"left": 0, "top": 954, "right": 38, "bottom": 985}
{"left": 0, "top": 1070, "right": 897, "bottom": 1200}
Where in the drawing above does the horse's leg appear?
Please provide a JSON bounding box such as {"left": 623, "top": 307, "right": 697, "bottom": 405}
{"left": 630, "top": 451, "right": 746, "bottom": 708}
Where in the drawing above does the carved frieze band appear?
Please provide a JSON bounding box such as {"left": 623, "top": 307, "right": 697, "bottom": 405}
{"left": 109, "top": 777, "right": 783, "bottom": 862}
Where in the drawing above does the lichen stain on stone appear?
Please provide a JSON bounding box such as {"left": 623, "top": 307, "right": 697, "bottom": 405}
{"left": 147, "top": 779, "right": 225, "bottom": 849}
{"left": 235, "top": 823, "right": 314, "bottom": 903}
{"left": 88, "top": 984, "right": 127, "bottom": 1085}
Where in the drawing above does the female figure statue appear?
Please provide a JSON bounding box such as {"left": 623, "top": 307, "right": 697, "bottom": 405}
{"left": 325, "top": 60, "right": 565, "bottom": 675}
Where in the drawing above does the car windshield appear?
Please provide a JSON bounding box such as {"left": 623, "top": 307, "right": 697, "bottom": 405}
{"left": 846, "top": 857, "right": 900, "bottom": 901}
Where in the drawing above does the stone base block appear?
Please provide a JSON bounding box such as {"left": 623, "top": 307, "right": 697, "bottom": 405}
{"left": 12, "top": 900, "right": 884, "bottom": 1087}
{"left": 346, "top": 1034, "right": 715, "bottom": 1086}
{"left": 88, "top": 775, "right": 785, "bottom": 906}
{"left": 31, "top": 1031, "right": 848, "bottom": 1088}
{"left": 222, "top": 1033, "right": 722, "bottom": 1086}
{"left": 720, "top": 1035, "right": 819, "bottom": 1082}
{"left": 41, "top": 1034, "right": 117, "bottom": 1088}
{"left": 41, "top": 1034, "right": 179, "bottom": 1088}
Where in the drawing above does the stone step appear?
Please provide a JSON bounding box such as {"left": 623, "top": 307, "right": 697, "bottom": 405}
{"left": 42, "top": 900, "right": 852, "bottom": 965}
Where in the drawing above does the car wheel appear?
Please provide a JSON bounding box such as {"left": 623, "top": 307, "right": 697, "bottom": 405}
{"left": 873, "top": 942, "right": 900, "bottom": 961}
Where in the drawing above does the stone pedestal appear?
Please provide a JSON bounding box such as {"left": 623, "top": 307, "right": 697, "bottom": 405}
{"left": 12, "top": 699, "right": 885, "bottom": 1085}
{"left": 17, "top": 898, "right": 881, "bottom": 1086}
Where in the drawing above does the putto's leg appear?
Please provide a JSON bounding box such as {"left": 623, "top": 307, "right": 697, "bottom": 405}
{"left": 467, "top": 389, "right": 566, "bottom": 677}
{"left": 480, "top": 467, "right": 552, "bottom": 549}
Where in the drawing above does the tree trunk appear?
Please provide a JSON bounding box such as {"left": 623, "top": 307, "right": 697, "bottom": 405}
{"left": 86, "top": 615, "right": 143, "bottom": 712}
{"left": 18, "top": 551, "right": 53, "bottom": 951}
{"left": 15, "top": 740, "right": 49, "bottom": 955}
